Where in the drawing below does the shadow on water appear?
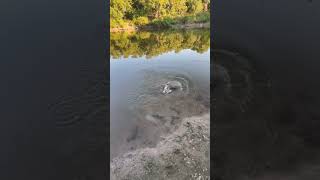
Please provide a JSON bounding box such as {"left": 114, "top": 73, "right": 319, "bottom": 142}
{"left": 213, "top": 0, "right": 320, "bottom": 179}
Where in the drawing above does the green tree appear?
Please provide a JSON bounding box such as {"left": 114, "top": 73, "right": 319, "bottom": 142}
{"left": 110, "top": 0, "right": 210, "bottom": 28}
{"left": 138, "top": 0, "right": 169, "bottom": 19}
{"left": 110, "top": 0, "right": 133, "bottom": 27}
{"left": 168, "top": 0, "right": 188, "bottom": 17}
{"left": 186, "top": 0, "right": 203, "bottom": 14}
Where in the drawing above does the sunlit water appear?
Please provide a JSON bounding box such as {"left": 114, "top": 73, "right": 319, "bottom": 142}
{"left": 110, "top": 30, "right": 210, "bottom": 159}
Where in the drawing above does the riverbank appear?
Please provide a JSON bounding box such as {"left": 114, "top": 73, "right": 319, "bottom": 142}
{"left": 110, "top": 22, "right": 210, "bottom": 32}
{"left": 110, "top": 26, "right": 137, "bottom": 33}
{"left": 111, "top": 113, "right": 210, "bottom": 180}
{"left": 110, "top": 12, "right": 210, "bottom": 32}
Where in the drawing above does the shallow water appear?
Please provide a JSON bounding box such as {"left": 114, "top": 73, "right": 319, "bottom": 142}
{"left": 110, "top": 30, "right": 210, "bottom": 159}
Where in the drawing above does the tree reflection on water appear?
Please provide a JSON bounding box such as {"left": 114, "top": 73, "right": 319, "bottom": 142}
{"left": 110, "top": 29, "right": 210, "bottom": 59}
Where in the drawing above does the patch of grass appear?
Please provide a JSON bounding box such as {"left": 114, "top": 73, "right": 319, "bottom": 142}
{"left": 178, "top": 12, "right": 210, "bottom": 24}
{"left": 149, "top": 17, "right": 178, "bottom": 28}
{"left": 149, "top": 12, "right": 210, "bottom": 28}
{"left": 194, "top": 12, "right": 210, "bottom": 23}
{"left": 180, "top": 15, "right": 195, "bottom": 24}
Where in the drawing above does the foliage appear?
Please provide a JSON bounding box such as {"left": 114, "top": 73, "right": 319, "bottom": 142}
{"left": 181, "top": 15, "right": 195, "bottom": 24}
{"left": 110, "top": 0, "right": 132, "bottom": 20}
{"left": 110, "top": 29, "right": 210, "bottom": 58}
{"left": 133, "top": 17, "right": 149, "bottom": 26}
{"left": 110, "top": 0, "right": 210, "bottom": 28}
{"left": 167, "top": 0, "right": 188, "bottom": 17}
{"left": 194, "top": 12, "right": 210, "bottom": 23}
{"left": 186, "top": 0, "right": 203, "bottom": 14}
{"left": 148, "top": 12, "right": 209, "bottom": 28}
{"left": 149, "top": 17, "right": 177, "bottom": 28}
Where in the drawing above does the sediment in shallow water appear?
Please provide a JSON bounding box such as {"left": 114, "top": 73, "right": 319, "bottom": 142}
{"left": 111, "top": 113, "right": 210, "bottom": 180}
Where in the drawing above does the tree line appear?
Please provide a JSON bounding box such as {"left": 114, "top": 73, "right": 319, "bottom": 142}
{"left": 110, "top": 0, "right": 210, "bottom": 28}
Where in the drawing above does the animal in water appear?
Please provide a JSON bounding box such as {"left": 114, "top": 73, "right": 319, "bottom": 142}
{"left": 162, "top": 80, "right": 183, "bottom": 94}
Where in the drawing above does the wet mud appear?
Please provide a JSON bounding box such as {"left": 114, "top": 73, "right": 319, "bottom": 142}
{"left": 111, "top": 114, "right": 210, "bottom": 180}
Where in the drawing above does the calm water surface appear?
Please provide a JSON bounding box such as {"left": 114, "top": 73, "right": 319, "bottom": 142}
{"left": 110, "top": 30, "right": 210, "bottom": 159}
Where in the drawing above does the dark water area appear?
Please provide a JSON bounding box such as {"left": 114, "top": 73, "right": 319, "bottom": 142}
{"left": 110, "top": 30, "right": 210, "bottom": 159}
{"left": 213, "top": 0, "right": 320, "bottom": 179}
{"left": 0, "top": 0, "right": 107, "bottom": 179}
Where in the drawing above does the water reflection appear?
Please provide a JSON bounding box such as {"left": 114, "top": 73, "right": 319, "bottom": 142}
{"left": 110, "top": 29, "right": 210, "bottom": 179}
{"left": 110, "top": 29, "right": 210, "bottom": 59}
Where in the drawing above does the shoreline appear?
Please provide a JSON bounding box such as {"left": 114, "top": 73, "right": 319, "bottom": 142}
{"left": 110, "top": 22, "right": 210, "bottom": 33}
{"left": 111, "top": 113, "right": 210, "bottom": 180}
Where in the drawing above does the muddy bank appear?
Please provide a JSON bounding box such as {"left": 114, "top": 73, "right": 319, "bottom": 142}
{"left": 110, "top": 22, "right": 210, "bottom": 32}
{"left": 170, "top": 22, "right": 210, "bottom": 29}
{"left": 110, "top": 26, "right": 137, "bottom": 33}
{"left": 111, "top": 113, "right": 210, "bottom": 180}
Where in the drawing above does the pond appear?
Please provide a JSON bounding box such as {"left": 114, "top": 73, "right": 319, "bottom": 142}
{"left": 110, "top": 29, "right": 210, "bottom": 179}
